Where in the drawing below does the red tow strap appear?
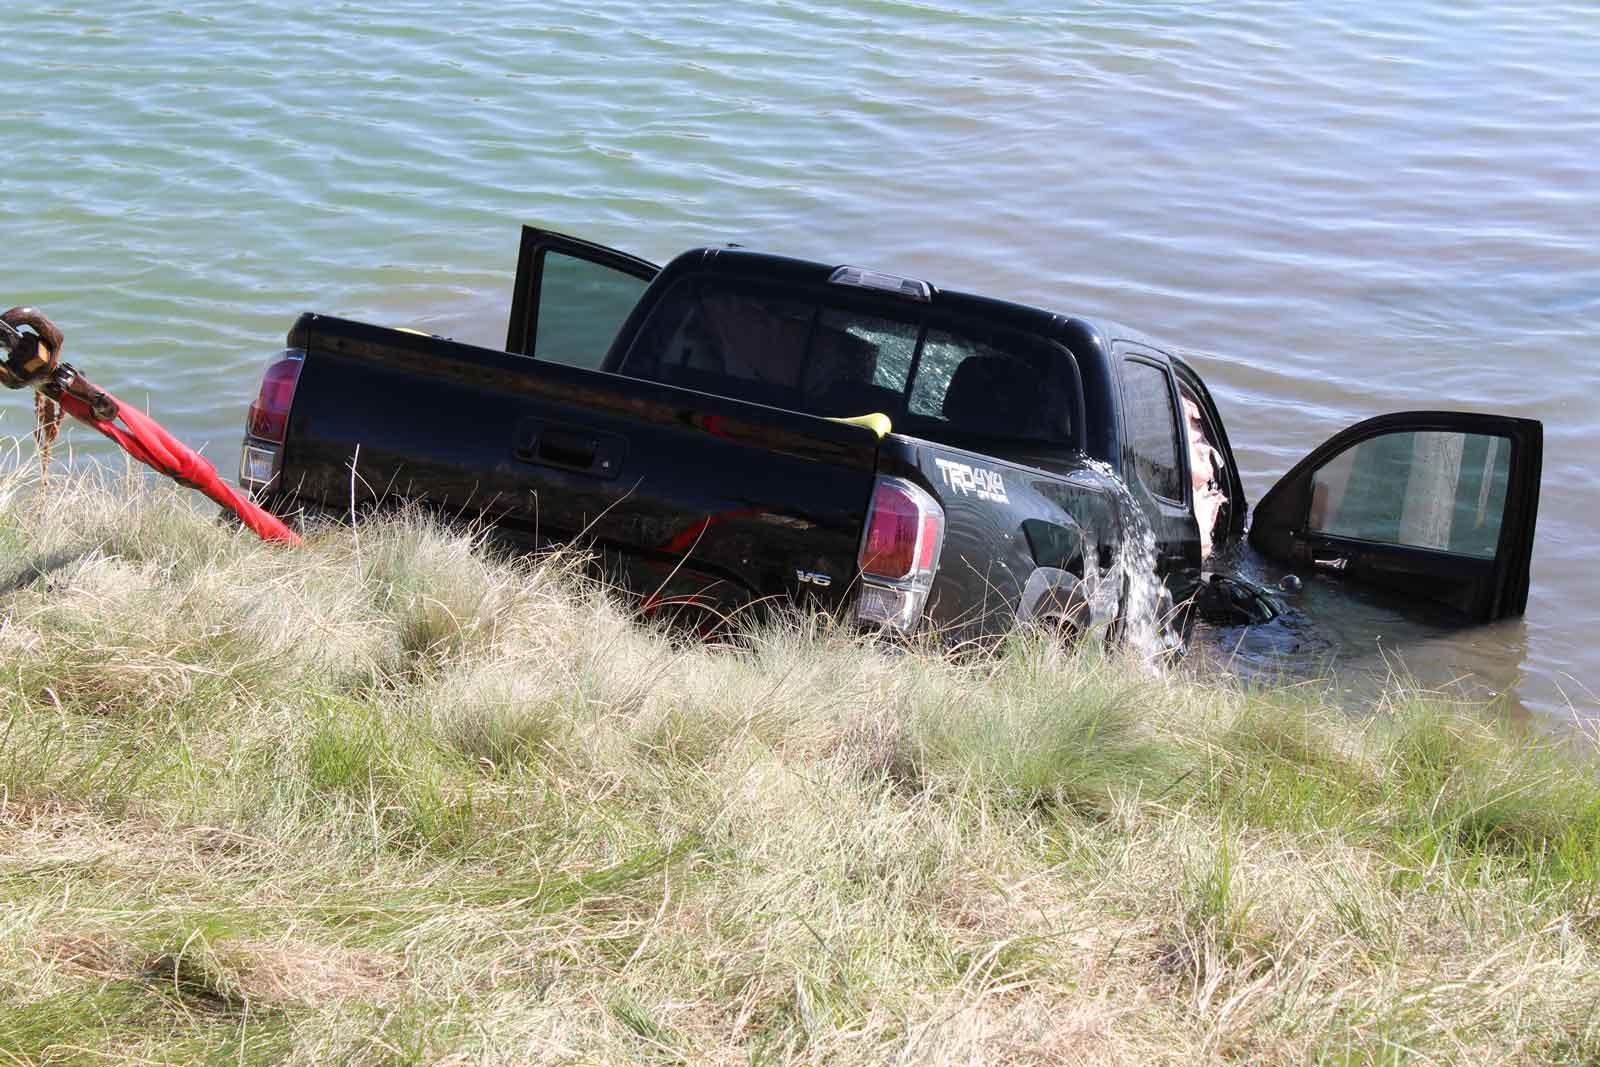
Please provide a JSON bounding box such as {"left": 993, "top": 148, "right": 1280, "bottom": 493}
{"left": 55, "top": 389, "right": 302, "bottom": 546}
{"left": 3, "top": 305, "right": 301, "bottom": 547}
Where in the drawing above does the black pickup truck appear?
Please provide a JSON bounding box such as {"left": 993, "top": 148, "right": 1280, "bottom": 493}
{"left": 238, "top": 226, "right": 1542, "bottom": 641}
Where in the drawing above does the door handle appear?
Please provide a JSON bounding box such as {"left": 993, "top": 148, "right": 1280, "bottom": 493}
{"left": 513, "top": 418, "right": 625, "bottom": 479}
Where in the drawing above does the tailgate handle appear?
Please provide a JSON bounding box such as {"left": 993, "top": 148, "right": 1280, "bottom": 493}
{"left": 513, "top": 419, "right": 625, "bottom": 479}
{"left": 539, "top": 428, "right": 597, "bottom": 468}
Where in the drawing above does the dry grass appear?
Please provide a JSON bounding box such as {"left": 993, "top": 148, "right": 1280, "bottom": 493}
{"left": 2, "top": 457, "right": 1599, "bottom": 1064}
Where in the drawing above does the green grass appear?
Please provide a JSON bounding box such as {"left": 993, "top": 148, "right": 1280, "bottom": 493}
{"left": 1, "top": 458, "right": 1598, "bottom": 1064}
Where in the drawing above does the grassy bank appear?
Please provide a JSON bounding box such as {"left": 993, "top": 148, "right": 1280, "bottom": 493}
{"left": 2, "top": 463, "right": 1599, "bottom": 1065}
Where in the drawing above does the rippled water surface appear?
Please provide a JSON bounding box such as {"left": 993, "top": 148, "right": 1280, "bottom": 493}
{"left": 4, "top": 1, "right": 1597, "bottom": 718}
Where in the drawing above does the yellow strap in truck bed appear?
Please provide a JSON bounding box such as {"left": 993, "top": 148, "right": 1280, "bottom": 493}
{"left": 825, "top": 412, "right": 892, "bottom": 439}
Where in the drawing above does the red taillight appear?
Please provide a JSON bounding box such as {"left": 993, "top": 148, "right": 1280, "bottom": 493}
{"left": 855, "top": 477, "right": 946, "bottom": 632}
{"left": 918, "top": 513, "right": 940, "bottom": 570}
{"left": 246, "top": 350, "right": 303, "bottom": 443}
{"left": 861, "top": 481, "right": 922, "bottom": 579}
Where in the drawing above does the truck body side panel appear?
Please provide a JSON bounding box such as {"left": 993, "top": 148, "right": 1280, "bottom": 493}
{"left": 875, "top": 435, "right": 1120, "bottom": 639}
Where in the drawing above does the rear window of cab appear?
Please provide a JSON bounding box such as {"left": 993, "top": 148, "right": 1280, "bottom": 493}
{"left": 616, "top": 278, "right": 1083, "bottom": 449}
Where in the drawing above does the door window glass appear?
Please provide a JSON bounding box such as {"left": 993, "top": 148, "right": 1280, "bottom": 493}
{"left": 1123, "top": 360, "right": 1184, "bottom": 501}
{"left": 532, "top": 251, "right": 651, "bottom": 369}
{"left": 1308, "top": 431, "right": 1509, "bottom": 557}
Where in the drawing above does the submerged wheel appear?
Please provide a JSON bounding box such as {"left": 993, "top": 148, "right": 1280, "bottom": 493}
{"left": 1024, "top": 572, "right": 1098, "bottom": 647}
{"left": 1038, "top": 605, "right": 1091, "bottom": 646}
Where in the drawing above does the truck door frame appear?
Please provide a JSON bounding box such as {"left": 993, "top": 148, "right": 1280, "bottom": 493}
{"left": 1248, "top": 411, "right": 1542, "bottom": 622}
{"left": 505, "top": 226, "right": 660, "bottom": 359}
{"left": 1112, "top": 342, "right": 1202, "bottom": 574}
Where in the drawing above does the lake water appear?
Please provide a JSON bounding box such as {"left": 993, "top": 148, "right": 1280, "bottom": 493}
{"left": 3, "top": 1, "right": 1596, "bottom": 721}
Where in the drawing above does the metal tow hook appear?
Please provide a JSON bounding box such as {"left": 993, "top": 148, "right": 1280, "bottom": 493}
{"left": 1, "top": 307, "right": 117, "bottom": 420}
{"left": 2, "top": 307, "right": 119, "bottom": 478}
{"left": 43, "top": 362, "right": 119, "bottom": 422}
{"left": 0, "top": 307, "right": 65, "bottom": 389}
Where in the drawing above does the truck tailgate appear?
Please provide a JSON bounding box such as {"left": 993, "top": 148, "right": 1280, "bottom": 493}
{"left": 278, "top": 316, "right": 882, "bottom": 615}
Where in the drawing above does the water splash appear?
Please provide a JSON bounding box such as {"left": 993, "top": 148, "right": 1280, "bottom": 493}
{"left": 1076, "top": 458, "right": 1174, "bottom": 664}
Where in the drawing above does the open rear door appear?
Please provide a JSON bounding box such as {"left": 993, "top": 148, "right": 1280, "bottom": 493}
{"left": 1248, "top": 412, "right": 1541, "bottom": 621}
{"left": 505, "top": 226, "right": 659, "bottom": 367}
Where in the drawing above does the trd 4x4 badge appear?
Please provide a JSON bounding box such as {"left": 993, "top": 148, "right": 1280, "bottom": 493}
{"left": 934, "top": 458, "right": 1009, "bottom": 504}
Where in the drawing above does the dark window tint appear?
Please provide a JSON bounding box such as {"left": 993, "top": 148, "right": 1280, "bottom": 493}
{"left": 1123, "top": 359, "right": 1183, "bottom": 500}
{"left": 804, "top": 309, "right": 916, "bottom": 416}
{"left": 532, "top": 251, "right": 651, "bottom": 370}
{"left": 623, "top": 283, "right": 918, "bottom": 417}
{"left": 1308, "top": 431, "right": 1509, "bottom": 557}
{"left": 908, "top": 327, "right": 1072, "bottom": 442}
{"left": 624, "top": 283, "right": 813, "bottom": 406}
{"left": 622, "top": 282, "right": 1078, "bottom": 444}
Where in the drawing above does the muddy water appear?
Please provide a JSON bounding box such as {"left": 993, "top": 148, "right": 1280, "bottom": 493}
{"left": 2, "top": 2, "right": 1596, "bottom": 720}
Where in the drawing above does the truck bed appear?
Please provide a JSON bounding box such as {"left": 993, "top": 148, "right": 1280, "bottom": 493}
{"left": 277, "top": 315, "right": 887, "bottom": 619}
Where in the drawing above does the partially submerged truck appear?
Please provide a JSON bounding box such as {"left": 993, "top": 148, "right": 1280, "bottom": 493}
{"left": 238, "top": 227, "right": 1543, "bottom": 640}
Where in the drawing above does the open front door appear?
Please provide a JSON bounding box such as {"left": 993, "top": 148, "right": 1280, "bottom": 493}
{"left": 1248, "top": 412, "right": 1541, "bottom": 622}
{"left": 1172, "top": 357, "right": 1248, "bottom": 541}
{"left": 505, "top": 226, "right": 659, "bottom": 368}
